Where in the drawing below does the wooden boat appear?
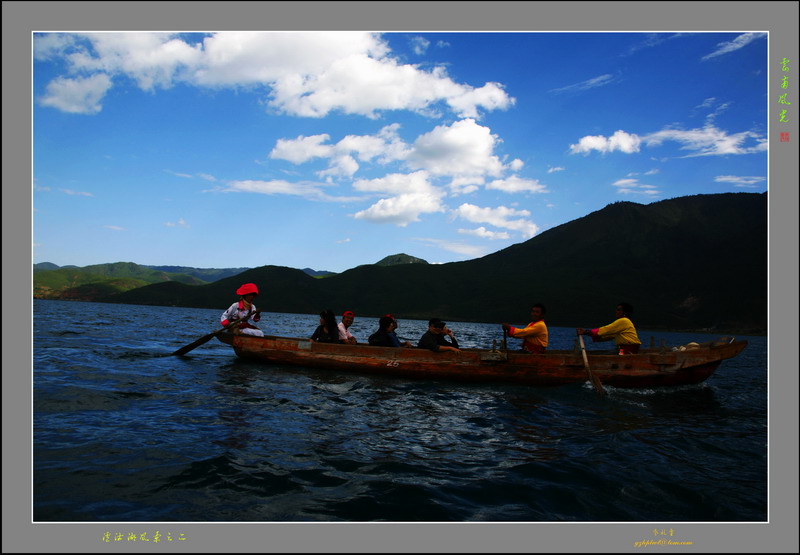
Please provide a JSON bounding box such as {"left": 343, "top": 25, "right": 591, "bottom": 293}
{"left": 216, "top": 333, "right": 747, "bottom": 389}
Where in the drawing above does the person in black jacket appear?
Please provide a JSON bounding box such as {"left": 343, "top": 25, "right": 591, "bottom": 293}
{"left": 311, "top": 309, "right": 340, "bottom": 343}
{"left": 417, "top": 318, "right": 460, "bottom": 353}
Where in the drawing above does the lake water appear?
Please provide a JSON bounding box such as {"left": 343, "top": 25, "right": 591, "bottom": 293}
{"left": 32, "top": 299, "right": 767, "bottom": 522}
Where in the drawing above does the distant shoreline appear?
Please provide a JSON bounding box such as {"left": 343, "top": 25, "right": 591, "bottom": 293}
{"left": 32, "top": 297, "right": 767, "bottom": 337}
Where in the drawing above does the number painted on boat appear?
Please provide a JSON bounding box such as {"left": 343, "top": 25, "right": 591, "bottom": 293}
{"left": 386, "top": 360, "right": 400, "bottom": 367}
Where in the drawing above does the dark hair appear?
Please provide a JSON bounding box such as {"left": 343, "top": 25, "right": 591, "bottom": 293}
{"left": 320, "top": 309, "right": 338, "bottom": 331}
{"left": 532, "top": 303, "right": 546, "bottom": 315}
{"left": 617, "top": 302, "right": 633, "bottom": 317}
{"left": 377, "top": 315, "right": 395, "bottom": 332}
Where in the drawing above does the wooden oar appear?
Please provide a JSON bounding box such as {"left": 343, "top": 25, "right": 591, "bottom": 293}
{"left": 578, "top": 333, "right": 607, "bottom": 395}
{"left": 172, "top": 313, "right": 255, "bottom": 356}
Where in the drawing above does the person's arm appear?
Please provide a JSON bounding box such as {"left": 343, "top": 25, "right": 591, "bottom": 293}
{"left": 443, "top": 327, "right": 459, "bottom": 349}
{"left": 418, "top": 332, "right": 440, "bottom": 351}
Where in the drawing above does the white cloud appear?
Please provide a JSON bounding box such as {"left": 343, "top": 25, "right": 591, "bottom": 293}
{"left": 410, "top": 36, "right": 430, "bottom": 55}
{"left": 37, "top": 32, "right": 514, "bottom": 119}
{"left": 612, "top": 178, "right": 660, "bottom": 196}
{"left": 623, "top": 33, "right": 684, "bottom": 56}
{"left": 569, "top": 130, "right": 641, "bottom": 155}
{"left": 714, "top": 175, "right": 766, "bottom": 188}
{"left": 414, "top": 237, "right": 488, "bottom": 257}
{"left": 352, "top": 193, "right": 445, "bottom": 226}
{"left": 219, "top": 179, "right": 360, "bottom": 202}
{"left": 486, "top": 175, "right": 548, "bottom": 194}
{"left": 407, "top": 118, "right": 505, "bottom": 178}
{"left": 270, "top": 134, "right": 334, "bottom": 163}
{"left": 336, "top": 238, "right": 352, "bottom": 244}
{"left": 103, "top": 225, "right": 125, "bottom": 231}
{"left": 644, "top": 169, "right": 660, "bottom": 175}
{"left": 453, "top": 203, "right": 539, "bottom": 238}
{"left": 165, "top": 170, "right": 194, "bottom": 178}
{"left": 550, "top": 74, "right": 615, "bottom": 94}
{"left": 350, "top": 171, "right": 445, "bottom": 226}
{"left": 702, "top": 32, "right": 767, "bottom": 61}
{"left": 39, "top": 73, "right": 113, "bottom": 114}
{"left": 571, "top": 124, "right": 767, "bottom": 157}
{"left": 547, "top": 166, "right": 565, "bottom": 173}
{"left": 164, "top": 217, "right": 190, "bottom": 228}
{"left": 643, "top": 124, "right": 768, "bottom": 156}
{"left": 458, "top": 227, "right": 511, "bottom": 240}
{"left": 509, "top": 159, "right": 524, "bottom": 171}
{"left": 60, "top": 188, "right": 94, "bottom": 197}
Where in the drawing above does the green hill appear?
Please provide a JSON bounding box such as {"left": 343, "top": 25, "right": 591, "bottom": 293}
{"left": 375, "top": 253, "right": 429, "bottom": 266}
{"left": 33, "top": 262, "right": 207, "bottom": 300}
{"left": 99, "top": 193, "right": 767, "bottom": 333}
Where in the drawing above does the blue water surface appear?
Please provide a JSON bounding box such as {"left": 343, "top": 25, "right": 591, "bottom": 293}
{"left": 33, "top": 300, "right": 767, "bottom": 522}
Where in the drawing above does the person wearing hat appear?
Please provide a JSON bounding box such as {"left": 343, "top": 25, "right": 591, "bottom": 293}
{"left": 220, "top": 283, "right": 264, "bottom": 337}
{"left": 502, "top": 303, "right": 548, "bottom": 354}
{"left": 577, "top": 302, "right": 641, "bottom": 354}
{"left": 417, "top": 318, "right": 460, "bottom": 353}
{"left": 338, "top": 310, "right": 358, "bottom": 344}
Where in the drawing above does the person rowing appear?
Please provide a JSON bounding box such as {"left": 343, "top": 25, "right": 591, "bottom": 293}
{"left": 577, "top": 302, "right": 641, "bottom": 354}
{"left": 501, "top": 303, "right": 548, "bottom": 353}
{"left": 220, "top": 283, "right": 264, "bottom": 337}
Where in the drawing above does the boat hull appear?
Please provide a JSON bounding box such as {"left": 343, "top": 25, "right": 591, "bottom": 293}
{"left": 216, "top": 334, "right": 747, "bottom": 389}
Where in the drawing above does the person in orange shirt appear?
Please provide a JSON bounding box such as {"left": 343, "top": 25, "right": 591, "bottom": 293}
{"left": 502, "top": 303, "right": 548, "bottom": 353}
{"left": 577, "top": 302, "right": 642, "bottom": 354}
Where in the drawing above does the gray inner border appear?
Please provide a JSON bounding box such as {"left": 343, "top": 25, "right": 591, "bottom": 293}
{"left": 5, "top": 1, "right": 797, "bottom": 553}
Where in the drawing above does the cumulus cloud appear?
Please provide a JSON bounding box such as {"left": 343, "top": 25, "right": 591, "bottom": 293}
{"left": 569, "top": 130, "right": 642, "bottom": 155}
{"left": 453, "top": 203, "right": 539, "bottom": 238}
{"left": 570, "top": 124, "right": 767, "bottom": 157}
{"left": 351, "top": 171, "right": 445, "bottom": 226}
{"left": 701, "top": 32, "right": 767, "bottom": 61}
{"left": 352, "top": 193, "right": 445, "bottom": 226}
{"left": 35, "top": 32, "right": 514, "bottom": 119}
{"left": 271, "top": 119, "right": 508, "bottom": 188}
{"left": 39, "top": 73, "right": 113, "bottom": 114}
{"left": 486, "top": 175, "right": 548, "bottom": 194}
{"left": 407, "top": 118, "right": 505, "bottom": 178}
{"left": 458, "top": 227, "right": 511, "bottom": 240}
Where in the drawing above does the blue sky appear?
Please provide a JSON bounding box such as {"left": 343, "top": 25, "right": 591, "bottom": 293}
{"left": 33, "top": 31, "right": 768, "bottom": 273}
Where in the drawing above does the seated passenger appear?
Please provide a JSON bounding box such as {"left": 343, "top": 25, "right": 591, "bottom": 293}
{"left": 417, "top": 318, "right": 460, "bottom": 353}
{"left": 338, "top": 310, "right": 358, "bottom": 344}
{"left": 369, "top": 314, "right": 413, "bottom": 347}
{"left": 311, "top": 309, "right": 341, "bottom": 343}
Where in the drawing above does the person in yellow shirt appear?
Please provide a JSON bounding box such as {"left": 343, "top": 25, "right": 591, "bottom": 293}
{"left": 577, "top": 302, "right": 641, "bottom": 354}
{"left": 502, "top": 304, "right": 548, "bottom": 353}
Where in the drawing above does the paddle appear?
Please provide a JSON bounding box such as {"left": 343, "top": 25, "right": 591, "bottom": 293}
{"left": 578, "top": 332, "right": 607, "bottom": 395}
{"left": 171, "top": 313, "right": 256, "bottom": 356}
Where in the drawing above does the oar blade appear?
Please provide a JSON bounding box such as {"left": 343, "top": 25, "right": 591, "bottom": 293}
{"left": 172, "top": 330, "right": 219, "bottom": 356}
{"left": 578, "top": 334, "right": 607, "bottom": 395}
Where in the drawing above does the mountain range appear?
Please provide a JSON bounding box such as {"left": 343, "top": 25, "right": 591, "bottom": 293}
{"left": 33, "top": 193, "right": 767, "bottom": 334}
